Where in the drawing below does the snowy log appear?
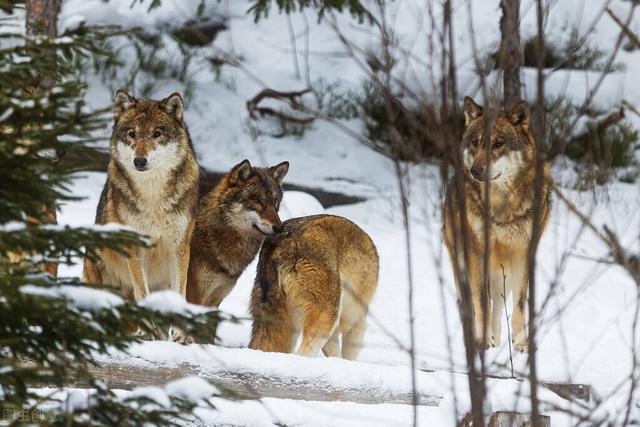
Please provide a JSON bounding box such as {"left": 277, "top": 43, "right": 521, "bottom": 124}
{"left": 42, "top": 343, "right": 444, "bottom": 406}
{"left": 488, "top": 412, "right": 550, "bottom": 427}
{"left": 63, "top": 359, "right": 441, "bottom": 406}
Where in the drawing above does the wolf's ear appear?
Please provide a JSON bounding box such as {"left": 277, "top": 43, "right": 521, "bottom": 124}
{"left": 230, "top": 159, "right": 253, "bottom": 186}
{"left": 114, "top": 90, "right": 136, "bottom": 117}
{"left": 160, "top": 92, "right": 184, "bottom": 121}
{"left": 463, "top": 96, "right": 483, "bottom": 126}
{"left": 270, "top": 161, "right": 289, "bottom": 185}
{"left": 507, "top": 100, "right": 530, "bottom": 129}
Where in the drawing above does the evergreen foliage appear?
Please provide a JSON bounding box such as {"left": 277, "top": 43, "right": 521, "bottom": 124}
{"left": 0, "top": 12, "right": 227, "bottom": 424}
{"left": 248, "top": 0, "right": 375, "bottom": 24}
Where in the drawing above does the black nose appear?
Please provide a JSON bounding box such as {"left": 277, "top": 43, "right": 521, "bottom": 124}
{"left": 470, "top": 165, "right": 485, "bottom": 179}
{"left": 273, "top": 224, "right": 284, "bottom": 234}
{"left": 134, "top": 157, "right": 148, "bottom": 170}
{"left": 55, "top": 148, "right": 66, "bottom": 159}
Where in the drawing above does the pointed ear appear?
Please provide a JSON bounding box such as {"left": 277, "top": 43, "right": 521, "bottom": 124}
{"left": 270, "top": 161, "right": 289, "bottom": 185}
{"left": 463, "top": 96, "right": 483, "bottom": 126}
{"left": 229, "top": 159, "right": 253, "bottom": 186}
{"left": 507, "top": 100, "right": 530, "bottom": 128}
{"left": 114, "top": 90, "right": 136, "bottom": 117}
{"left": 160, "top": 92, "right": 184, "bottom": 121}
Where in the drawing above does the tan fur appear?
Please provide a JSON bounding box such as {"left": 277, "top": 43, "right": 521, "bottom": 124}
{"left": 7, "top": 207, "right": 59, "bottom": 277}
{"left": 83, "top": 90, "right": 199, "bottom": 304}
{"left": 443, "top": 97, "right": 552, "bottom": 352}
{"left": 249, "top": 215, "right": 379, "bottom": 360}
{"left": 187, "top": 159, "right": 289, "bottom": 308}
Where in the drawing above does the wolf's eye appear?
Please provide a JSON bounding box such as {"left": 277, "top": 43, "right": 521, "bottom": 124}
{"left": 471, "top": 138, "right": 479, "bottom": 147}
{"left": 127, "top": 129, "right": 136, "bottom": 139}
{"left": 153, "top": 129, "right": 162, "bottom": 138}
{"left": 252, "top": 196, "right": 263, "bottom": 206}
{"left": 493, "top": 140, "right": 504, "bottom": 149}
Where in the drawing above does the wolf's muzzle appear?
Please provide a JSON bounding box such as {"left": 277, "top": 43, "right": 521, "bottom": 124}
{"left": 134, "top": 157, "right": 148, "bottom": 171}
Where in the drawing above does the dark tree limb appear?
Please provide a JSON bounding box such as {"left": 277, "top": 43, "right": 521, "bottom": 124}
{"left": 499, "top": 0, "right": 522, "bottom": 109}
{"left": 246, "top": 88, "right": 315, "bottom": 124}
{"left": 606, "top": 8, "right": 640, "bottom": 50}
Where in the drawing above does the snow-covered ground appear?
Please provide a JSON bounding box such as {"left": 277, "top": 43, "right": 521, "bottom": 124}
{"left": 51, "top": 0, "right": 640, "bottom": 425}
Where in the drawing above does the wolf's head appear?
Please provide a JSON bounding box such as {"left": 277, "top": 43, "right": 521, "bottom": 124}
{"left": 461, "top": 97, "right": 534, "bottom": 185}
{"left": 110, "top": 90, "right": 191, "bottom": 173}
{"left": 221, "top": 159, "right": 289, "bottom": 236}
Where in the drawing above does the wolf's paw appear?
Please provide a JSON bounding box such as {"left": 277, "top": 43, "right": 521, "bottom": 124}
{"left": 512, "top": 333, "right": 529, "bottom": 352}
{"left": 132, "top": 326, "right": 157, "bottom": 341}
{"left": 168, "top": 326, "right": 195, "bottom": 345}
{"left": 475, "top": 335, "right": 497, "bottom": 350}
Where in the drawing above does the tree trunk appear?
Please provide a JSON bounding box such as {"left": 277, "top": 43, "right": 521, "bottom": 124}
{"left": 26, "top": 0, "right": 60, "bottom": 38}
{"left": 499, "top": 0, "right": 522, "bottom": 109}
{"left": 25, "top": 0, "right": 62, "bottom": 277}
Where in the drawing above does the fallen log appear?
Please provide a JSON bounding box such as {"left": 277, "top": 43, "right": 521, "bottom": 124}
{"left": 61, "top": 148, "right": 365, "bottom": 208}
{"left": 489, "top": 411, "right": 550, "bottom": 427}
{"left": 60, "top": 358, "right": 441, "bottom": 406}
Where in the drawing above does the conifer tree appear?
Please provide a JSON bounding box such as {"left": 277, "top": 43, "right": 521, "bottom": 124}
{"left": 0, "top": 4, "right": 225, "bottom": 423}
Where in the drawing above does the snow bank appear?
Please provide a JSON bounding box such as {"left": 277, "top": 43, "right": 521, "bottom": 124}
{"left": 20, "top": 284, "right": 124, "bottom": 311}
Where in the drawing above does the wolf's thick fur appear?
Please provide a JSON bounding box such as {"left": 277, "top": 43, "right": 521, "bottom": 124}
{"left": 83, "top": 90, "right": 199, "bottom": 303}
{"left": 187, "top": 159, "right": 289, "bottom": 308}
{"left": 443, "top": 97, "right": 552, "bottom": 352}
{"left": 249, "top": 215, "right": 378, "bottom": 360}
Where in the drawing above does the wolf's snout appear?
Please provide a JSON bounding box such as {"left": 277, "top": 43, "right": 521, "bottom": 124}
{"left": 134, "top": 157, "right": 148, "bottom": 171}
{"left": 470, "top": 165, "right": 485, "bottom": 180}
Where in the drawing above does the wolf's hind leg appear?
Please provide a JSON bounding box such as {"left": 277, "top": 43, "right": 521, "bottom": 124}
{"left": 342, "top": 318, "right": 367, "bottom": 360}
{"left": 322, "top": 330, "right": 341, "bottom": 357}
{"left": 297, "top": 306, "right": 338, "bottom": 357}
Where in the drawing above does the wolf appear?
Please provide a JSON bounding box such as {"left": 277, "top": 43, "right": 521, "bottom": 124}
{"left": 186, "top": 159, "right": 289, "bottom": 308}
{"left": 83, "top": 90, "right": 199, "bottom": 308}
{"left": 249, "top": 214, "right": 379, "bottom": 360}
{"left": 443, "top": 97, "right": 552, "bottom": 352}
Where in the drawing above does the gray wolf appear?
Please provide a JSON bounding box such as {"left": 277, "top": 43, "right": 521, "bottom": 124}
{"left": 249, "top": 214, "right": 378, "bottom": 360}
{"left": 83, "top": 90, "right": 199, "bottom": 308}
{"left": 186, "top": 159, "right": 289, "bottom": 308}
{"left": 443, "top": 97, "right": 552, "bottom": 352}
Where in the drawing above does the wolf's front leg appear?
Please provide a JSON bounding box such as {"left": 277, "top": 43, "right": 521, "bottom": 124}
{"left": 170, "top": 221, "right": 193, "bottom": 298}
{"left": 511, "top": 275, "right": 529, "bottom": 352}
{"left": 469, "top": 257, "right": 495, "bottom": 349}
{"left": 127, "top": 252, "right": 150, "bottom": 301}
{"left": 168, "top": 222, "right": 195, "bottom": 345}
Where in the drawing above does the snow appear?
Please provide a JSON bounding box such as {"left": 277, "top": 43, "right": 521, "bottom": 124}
{"left": 139, "top": 290, "right": 212, "bottom": 315}
{"left": 60, "top": 14, "right": 86, "bottom": 34}
{"left": 164, "top": 376, "right": 220, "bottom": 403}
{"left": 44, "top": 0, "right": 640, "bottom": 425}
{"left": 20, "top": 284, "right": 124, "bottom": 311}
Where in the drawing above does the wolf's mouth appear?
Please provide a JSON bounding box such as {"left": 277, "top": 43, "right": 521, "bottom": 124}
{"left": 253, "top": 224, "right": 269, "bottom": 235}
{"left": 471, "top": 173, "right": 502, "bottom": 182}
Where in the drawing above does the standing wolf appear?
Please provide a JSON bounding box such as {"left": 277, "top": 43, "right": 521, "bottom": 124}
{"left": 83, "top": 90, "right": 199, "bottom": 305}
{"left": 249, "top": 215, "right": 378, "bottom": 360}
{"left": 443, "top": 97, "right": 552, "bottom": 352}
{"left": 187, "top": 159, "right": 289, "bottom": 308}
